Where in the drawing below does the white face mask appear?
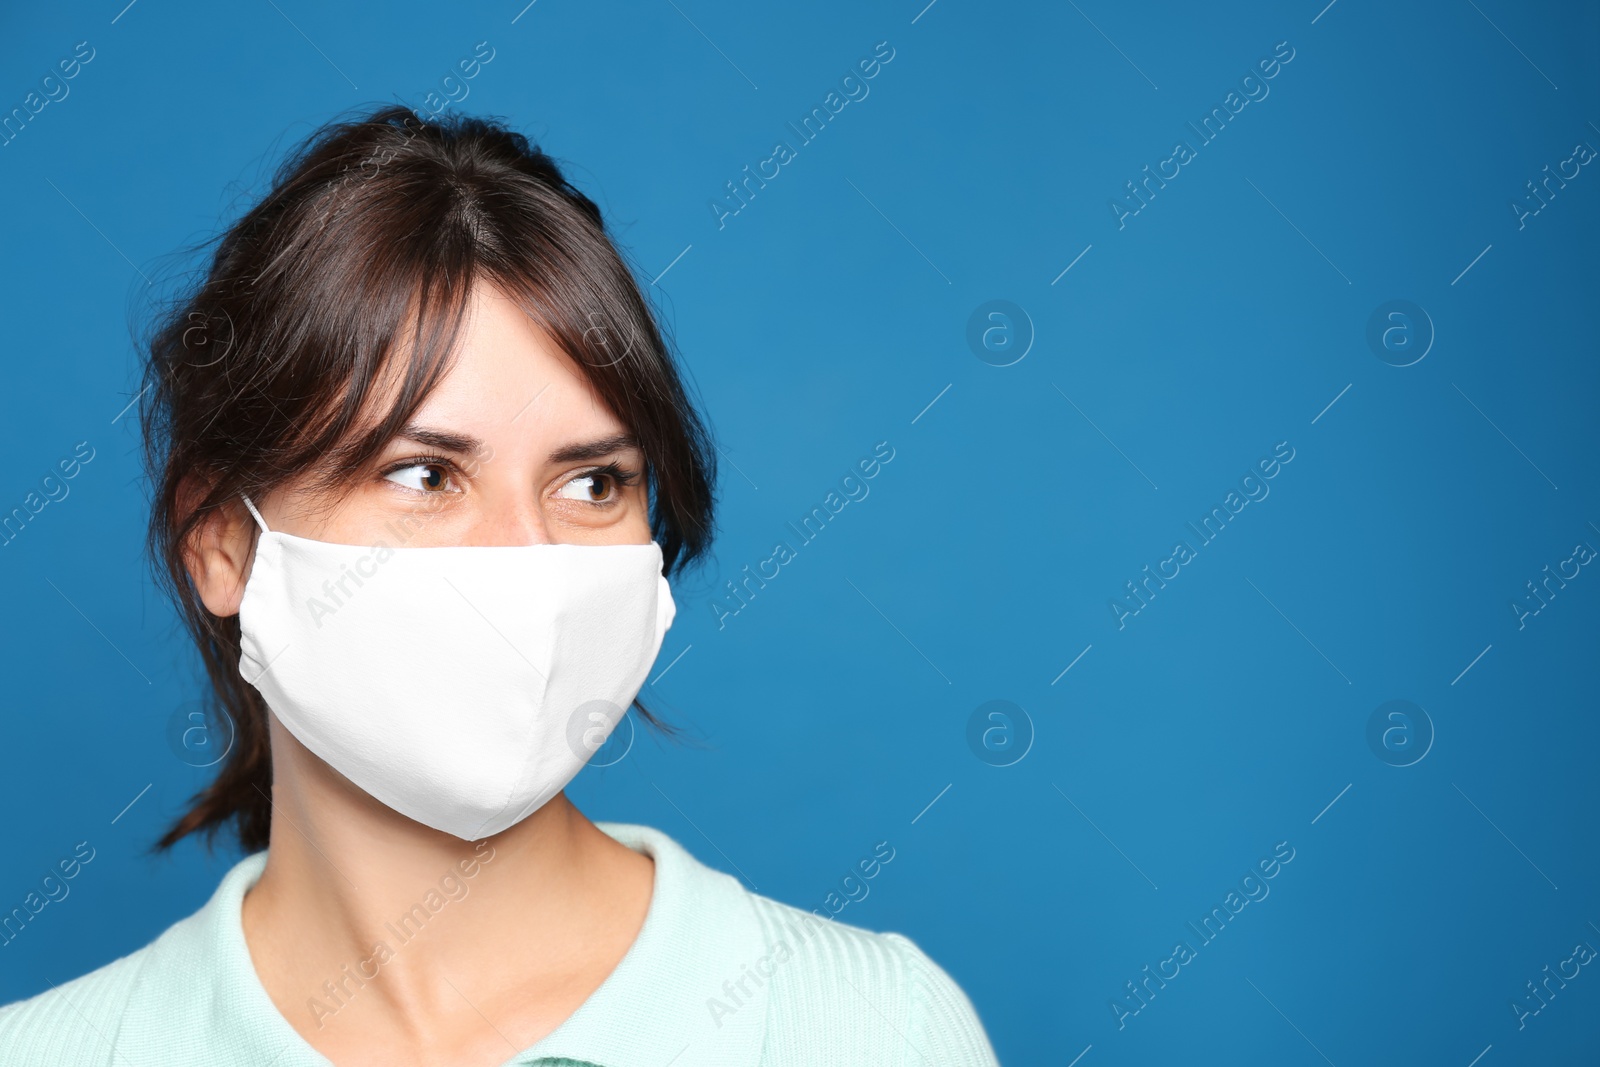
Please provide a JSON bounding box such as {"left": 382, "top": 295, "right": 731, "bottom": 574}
{"left": 234, "top": 494, "right": 676, "bottom": 841}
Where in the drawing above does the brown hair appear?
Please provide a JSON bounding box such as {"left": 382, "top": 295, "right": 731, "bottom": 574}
{"left": 139, "top": 103, "right": 718, "bottom": 854}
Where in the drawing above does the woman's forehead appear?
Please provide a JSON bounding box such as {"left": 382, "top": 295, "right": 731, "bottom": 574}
{"left": 369, "top": 289, "right": 628, "bottom": 448}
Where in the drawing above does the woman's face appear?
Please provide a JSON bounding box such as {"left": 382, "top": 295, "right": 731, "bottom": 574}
{"left": 252, "top": 280, "right": 652, "bottom": 551}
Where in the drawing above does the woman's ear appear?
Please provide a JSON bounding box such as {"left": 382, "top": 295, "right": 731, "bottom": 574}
{"left": 177, "top": 474, "right": 258, "bottom": 618}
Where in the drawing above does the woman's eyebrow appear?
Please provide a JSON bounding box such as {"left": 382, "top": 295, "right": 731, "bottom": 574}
{"left": 397, "top": 425, "right": 484, "bottom": 455}
{"left": 548, "top": 433, "right": 640, "bottom": 463}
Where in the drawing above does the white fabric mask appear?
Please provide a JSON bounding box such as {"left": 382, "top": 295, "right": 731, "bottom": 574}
{"left": 234, "top": 494, "right": 676, "bottom": 840}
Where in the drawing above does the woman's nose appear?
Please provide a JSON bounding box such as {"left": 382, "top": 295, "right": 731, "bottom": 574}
{"left": 463, "top": 499, "right": 551, "bottom": 547}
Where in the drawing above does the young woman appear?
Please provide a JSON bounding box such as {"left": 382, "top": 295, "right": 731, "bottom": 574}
{"left": 0, "top": 105, "right": 999, "bottom": 1065}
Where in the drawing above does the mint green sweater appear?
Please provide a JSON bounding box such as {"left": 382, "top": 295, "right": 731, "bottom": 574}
{"left": 0, "top": 821, "right": 1000, "bottom": 1065}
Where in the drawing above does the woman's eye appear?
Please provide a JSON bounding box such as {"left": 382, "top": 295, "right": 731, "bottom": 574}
{"left": 556, "top": 472, "right": 615, "bottom": 504}
{"left": 384, "top": 463, "right": 457, "bottom": 493}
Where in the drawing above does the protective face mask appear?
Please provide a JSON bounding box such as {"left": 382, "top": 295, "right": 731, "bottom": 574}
{"left": 234, "top": 494, "right": 676, "bottom": 841}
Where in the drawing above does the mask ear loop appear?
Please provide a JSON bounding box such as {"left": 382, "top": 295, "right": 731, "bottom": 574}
{"left": 240, "top": 494, "right": 271, "bottom": 535}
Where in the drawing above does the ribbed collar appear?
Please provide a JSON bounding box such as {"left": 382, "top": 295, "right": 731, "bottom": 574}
{"left": 114, "top": 821, "right": 770, "bottom": 1066}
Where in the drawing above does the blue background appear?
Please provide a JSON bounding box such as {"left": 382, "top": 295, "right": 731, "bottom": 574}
{"left": 2, "top": 1, "right": 1598, "bottom": 1063}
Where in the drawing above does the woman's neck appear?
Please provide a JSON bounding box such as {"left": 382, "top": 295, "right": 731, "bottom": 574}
{"left": 240, "top": 716, "right": 656, "bottom": 1064}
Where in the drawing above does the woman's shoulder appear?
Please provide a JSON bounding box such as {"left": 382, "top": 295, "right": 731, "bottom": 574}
{"left": 738, "top": 889, "right": 1002, "bottom": 1066}
{"left": 0, "top": 854, "right": 261, "bottom": 1067}
{"left": 0, "top": 931, "right": 164, "bottom": 1065}
{"left": 599, "top": 820, "right": 1001, "bottom": 1065}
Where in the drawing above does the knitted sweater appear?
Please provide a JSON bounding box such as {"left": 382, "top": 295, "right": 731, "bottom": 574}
{"left": 0, "top": 821, "right": 1001, "bottom": 1065}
